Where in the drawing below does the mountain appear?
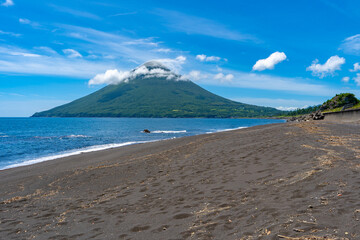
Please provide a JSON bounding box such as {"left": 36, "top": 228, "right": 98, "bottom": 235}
{"left": 32, "top": 61, "right": 283, "bottom": 118}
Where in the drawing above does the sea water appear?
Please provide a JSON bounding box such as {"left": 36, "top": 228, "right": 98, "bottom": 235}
{"left": 0, "top": 118, "right": 284, "bottom": 170}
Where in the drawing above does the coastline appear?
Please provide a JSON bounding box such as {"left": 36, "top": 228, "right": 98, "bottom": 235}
{"left": 0, "top": 125, "right": 252, "bottom": 171}
{"left": 1, "top": 121, "right": 359, "bottom": 239}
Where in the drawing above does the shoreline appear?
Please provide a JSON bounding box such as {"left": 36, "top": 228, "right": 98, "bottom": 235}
{"left": 0, "top": 126, "right": 250, "bottom": 171}
{"left": 1, "top": 121, "right": 359, "bottom": 239}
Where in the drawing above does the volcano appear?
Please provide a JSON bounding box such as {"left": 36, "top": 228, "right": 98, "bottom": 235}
{"left": 32, "top": 61, "right": 282, "bottom": 118}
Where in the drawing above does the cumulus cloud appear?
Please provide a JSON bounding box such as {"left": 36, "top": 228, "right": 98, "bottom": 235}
{"left": 342, "top": 76, "right": 350, "bottom": 83}
{"left": 187, "top": 70, "right": 201, "bottom": 80}
{"left": 196, "top": 54, "right": 221, "bottom": 62}
{"left": 89, "top": 61, "right": 184, "bottom": 85}
{"left": 154, "top": 55, "right": 186, "bottom": 72}
{"left": 1, "top": 0, "right": 13, "bottom": 7}
{"left": 89, "top": 69, "right": 131, "bottom": 85}
{"left": 214, "top": 73, "right": 234, "bottom": 82}
{"left": 339, "top": 34, "right": 360, "bottom": 55}
{"left": 180, "top": 70, "right": 209, "bottom": 81}
{"left": 306, "top": 55, "right": 345, "bottom": 78}
{"left": 214, "top": 73, "right": 224, "bottom": 79}
{"left": 63, "top": 49, "right": 82, "bottom": 58}
{"left": 353, "top": 73, "right": 360, "bottom": 86}
{"left": 350, "top": 62, "right": 360, "bottom": 72}
{"left": 252, "top": 51, "right": 287, "bottom": 71}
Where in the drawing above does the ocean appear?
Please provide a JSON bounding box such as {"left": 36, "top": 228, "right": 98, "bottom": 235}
{"left": 0, "top": 117, "right": 284, "bottom": 170}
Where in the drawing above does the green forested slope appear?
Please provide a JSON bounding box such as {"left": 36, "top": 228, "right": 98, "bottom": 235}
{"left": 33, "top": 63, "right": 283, "bottom": 118}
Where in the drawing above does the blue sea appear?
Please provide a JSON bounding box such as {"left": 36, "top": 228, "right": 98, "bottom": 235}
{"left": 0, "top": 118, "right": 284, "bottom": 170}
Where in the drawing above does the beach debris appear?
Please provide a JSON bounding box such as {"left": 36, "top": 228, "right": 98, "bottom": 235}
{"left": 143, "top": 129, "right": 151, "bottom": 133}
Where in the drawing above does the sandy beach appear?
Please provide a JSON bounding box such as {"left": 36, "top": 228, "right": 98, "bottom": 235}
{"left": 1, "top": 121, "right": 359, "bottom": 240}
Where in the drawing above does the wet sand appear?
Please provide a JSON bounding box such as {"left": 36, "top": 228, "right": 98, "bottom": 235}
{"left": 0, "top": 122, "right": 359, "bottom": 240}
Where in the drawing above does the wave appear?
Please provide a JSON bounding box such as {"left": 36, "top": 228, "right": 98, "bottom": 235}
{"left": 33, "top": 135, "right": 91, "bottom": 139}
{"left": 1, "top": 140, "right": 153, "bottom": 170}
{"left": 61, "top": 135, "right": 91, "bottom": 139}
{"left": 0, "top": 132, "right": 7, "bottom": 137}
{"left": 219, "top": 126, "right": 247, "bottom": 132}
{"left": 216, "top": 126, "right": 247, "bottom": 132}
{"left": 151, "top": 130, "right": 187, "bottom": 134}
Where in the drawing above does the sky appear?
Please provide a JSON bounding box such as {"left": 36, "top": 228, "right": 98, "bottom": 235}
{"left": 1, "top": 0, "right": 360, "bottom": 116}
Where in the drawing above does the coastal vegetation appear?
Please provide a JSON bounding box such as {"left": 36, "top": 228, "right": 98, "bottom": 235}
{"left": 320, "top": 93, "right": 360, "bottom": 113}
{"left": 281, "top": 93, "right": 360, "bottom": 117}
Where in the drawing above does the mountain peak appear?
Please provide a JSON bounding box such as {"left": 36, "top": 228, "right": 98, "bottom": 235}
{"left": 140, "top": 61, "right": 171, "bottom": 72}
{"left": 129, "top": 60, "right": 182, "bottom": 82}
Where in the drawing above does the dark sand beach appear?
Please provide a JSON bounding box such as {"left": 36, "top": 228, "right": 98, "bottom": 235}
{"left": 1, "top": 122, "right": 359, "bottom": 240}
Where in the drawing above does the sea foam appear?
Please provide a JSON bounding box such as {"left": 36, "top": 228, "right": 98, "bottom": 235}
{"left": 0, "top": 141, "right": 152, "bottom": 170}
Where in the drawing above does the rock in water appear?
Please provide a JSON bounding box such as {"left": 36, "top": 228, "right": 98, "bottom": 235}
{"left": 143, "top": 129, "right": 151, "bottom": 133}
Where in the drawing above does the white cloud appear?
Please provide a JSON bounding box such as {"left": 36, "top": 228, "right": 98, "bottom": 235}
{"left": 252, "top": 51, "right": 287, "bottom": 71}
{"left": 206, "top": 56, "right": 221, "bottom": 62}
{"left": 180, "top": 70, "right": 209, "bottom": 81}
{"left": 0, "top": 46, "right": 114, "bottom": 78}
{"left": 19, "top": 18, "right": 31, "bottom": 24}
{"left": 0, "top": 46, "right": 41, "bottom": 57}
{"left": 196, "top": 54, "right": 206, "bottom": 61}
{"left": 153, "top": 55, "right": 186, "bottom": 73}
{"left": 306, "top": 55, "right": 345, "bottom": 78}
{"left": 214, "top": 73, "right": 224, "bottom": 80}
{"left": 196, "top": 54, "right": 221, "bottom": 62}
{"left": 89, "top": 61, "right": 183, "bottom": 85}
{"left": 175, "top": 55, "right": 186, "bottom": 62}
{"left": 89, "top": 69, "right": 132, "bottom": 85}
{"left": 1, "top": 0, "right": 14, "bottom": 7}
{"left": 214, "top": 72, "right": 233, "bottom": 82}
{"left": 350, "top": 62, "right": 360, "bottom": 72}
{"left": 225, "top": 74, "right": 234, "bottom": 81}
{"left": 342, "top": 76, "right": 350, "bottom": 83}
{"left": 339, "top": 34, "right": 360, "bottom": 55}
{"left": 0, "top": 25, "right": 185, "bottom": 78}
{"left": 215, "top": 66, "right": 223, "bottom": 72}
{"left": 124, "top": 37, "right": 160, "bottom": 47}
{"left": 0, "top": 30, "right": 21, "bottom": 37}
{"left": 58, "top": 24, "right": 171, "bottom": 64}
{"left": 187, "top": 70, "right": 201, "bottom": 80}
{"left": 9, "top": 52, "right": 41, "bottom": 57}
{"left": 194, "top": 69, "right": 336, "bottom": 96}
{"left": 19, "top": 18, "right": 42, "bottom": 29}
{"left": 276, "top": 106, "right": 299, "bottom": 111}
{"left": 154, "top": 48, "right": 172, "bottom": 53}
{"left": 63, "top": 49, "right": 82, "bottom": 58}
{"left": 353, "top": 73, "right": 360, "bottom": 86}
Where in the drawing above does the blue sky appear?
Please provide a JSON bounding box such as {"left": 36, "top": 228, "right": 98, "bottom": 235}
{"left": 1, "top": 0, "right": 360, "bottom": 116}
